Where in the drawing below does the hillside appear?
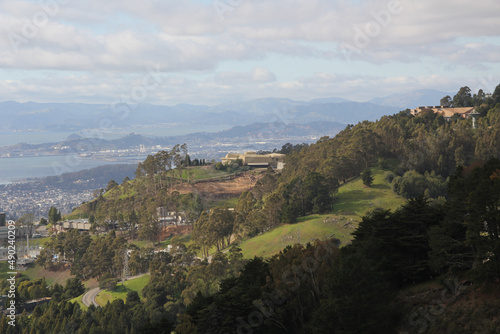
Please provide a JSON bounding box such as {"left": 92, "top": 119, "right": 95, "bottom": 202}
{"left": 239, "top": 166, "right": 405, "bottom": 258}
{"left": 67, "top": 165, "right": 261, "bottom": 222}
{"left": 95, "top": 274, "right": 151, "bottom": 306}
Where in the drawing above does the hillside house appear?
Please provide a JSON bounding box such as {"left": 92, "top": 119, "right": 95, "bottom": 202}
{"left": 157, "top": 207, "right": 184, "bottom": 225}
{"left": 221, "top": 152, "right": 285, "bottom": 169}
{"left": 55, "top": 219, "right": 92, "bottom": 232}
{"left": 410, "top": 106, "right": 478, "bottom": 120}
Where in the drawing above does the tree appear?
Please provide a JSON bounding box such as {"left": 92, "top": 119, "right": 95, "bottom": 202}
{"left": 48, "top": 206, "right": 62, "bottom": 224}
{"left": 139, "top": 219, "right": 160, "bottom": 245}
{"left": 63, "top": 278, "right": 85, "bottom": 299}
{"left": 184, "top": 154, "right": 192, "bottom": 167}
{"left": 440, "top": 95, "right": 452, "bottom": 107}
{"left": 441, "top": 159, "right": 500, "bottom": 280}
{"left": 92, "top": 188, "right": 104, "bottom": 199}
{"left": 492, "top": 83, "right": 500, "bottom": 104}
{"left": 362, "top": 168, "right": 374, "bottom": 187}
{"left": 452, "top": 86, "right": 472, "bottom": 107}
{"left": 126, "top": 290, "right": 141, "bottom": 306}
{"left": 215, "top": 161, "right": 225, "bottom": 170}
{"left": 472, "top": 89, "right": 486, "bottom": 106}
{"left": 352, "top": 197, "right": 443, "bottom": 286}
{"left": 106, "top": 179, "right": 118, "bottom": 192}
{"left": 17, "top": 213, "right": 36, "bottom": 237}
{"left": 312, "top": 245, "right": 398, "bottom": 333}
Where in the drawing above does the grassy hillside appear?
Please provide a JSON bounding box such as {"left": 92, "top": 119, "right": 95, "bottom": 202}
{"left": 239, "top": 166, "right": 405, "bottom": 258}
{"left": 95, "top": 274, "right": 151, "bottom": 306}
{"left": 22, "top": 265, "right": 74, "bottom": 286}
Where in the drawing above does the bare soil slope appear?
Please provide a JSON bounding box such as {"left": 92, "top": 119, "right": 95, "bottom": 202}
{"left": 171, "top": 171, "right": 262, "bottom": 200}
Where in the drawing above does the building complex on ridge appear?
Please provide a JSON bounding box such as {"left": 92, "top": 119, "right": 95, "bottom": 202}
{"left": 221, "top": 152, "right": 285, "bottom": 170}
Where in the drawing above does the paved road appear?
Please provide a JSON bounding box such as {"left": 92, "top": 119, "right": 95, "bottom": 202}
{"left": 82, "top": 287, "right": 101, "bottom": 307}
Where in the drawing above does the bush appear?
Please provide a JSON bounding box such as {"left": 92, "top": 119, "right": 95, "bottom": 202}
{"left": 99, "top": 274, "right": 119, "bottom": 291}
{"left": 384, "top": 171, "right": 395, "bottom": 183}
{"left": 391, "top": 170, "right": 447, "bottom": 199}
{"left": 378, "top": 158, "right": 389, "bottom": 170}
{"left": 63, "top": 278, "right": 85, "bottom": 299}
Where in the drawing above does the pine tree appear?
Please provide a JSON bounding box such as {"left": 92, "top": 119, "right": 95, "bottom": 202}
{"left": 362, "top": 168, "right": 374, "bottom": 187}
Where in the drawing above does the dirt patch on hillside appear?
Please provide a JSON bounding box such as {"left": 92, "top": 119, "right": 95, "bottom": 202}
{"left": 24, "top": 264, "right": 74, "bottom": 286}
{"left": 171, "top": 171, "right": 262, "bottom": 200}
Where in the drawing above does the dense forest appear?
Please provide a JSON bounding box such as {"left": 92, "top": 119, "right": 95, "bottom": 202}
{"left": 2, "top": 85, "right": 500, "bottom": 333}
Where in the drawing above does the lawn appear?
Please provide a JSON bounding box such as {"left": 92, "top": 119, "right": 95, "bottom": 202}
{"left": 334, "top": 166, "right": 405, "bottom": 217}
{"left": 157, "top": 234, "right": 192, "bottom": 248}
{"left": 183, "top": 166, "right": 232, "bottom": 181}
{"left": 239, "top": 166, "right": 405, "bottom": 259}
{"left": 208, "top": 196, "right": 239, "bottom": 208}
{"left": 239, "top": 213, "right": 358, "bottom": 259}
{"left": 95, "top": 274, "right": 151, "bottom": 306}
{"left": 33, "top": 236, "right": 52, "bottom": 247}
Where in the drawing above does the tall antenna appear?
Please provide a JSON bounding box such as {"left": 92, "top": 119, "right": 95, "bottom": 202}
{"left": 122, "top": 249, "right": 130, "bottom": 280}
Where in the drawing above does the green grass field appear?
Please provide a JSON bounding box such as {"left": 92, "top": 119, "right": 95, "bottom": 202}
{"left": 34, "top": 236, "right": 52, "bottom": 247}
{"left": 182, "top": 166, "right": 232, "bottom": 181}
{"left": 208, "top": 196, "right": 239, "bottom": 208}
{"left": 95, "top": 274, "right": 151, "bottom": 306}
{"left": 240, "top": 214, "right": 357, "bottom": 258}
{"left": 334, "top": 167, "right": 405, "bottom": 216}
{"left": 239, "top": 167, "right": 405, "bottom": 258}
{"left": 158, "top": 234, "right": 192, "bottom": 248}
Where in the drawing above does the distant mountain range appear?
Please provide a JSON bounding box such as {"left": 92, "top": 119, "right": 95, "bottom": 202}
{"left": 369, "top": 89, "right": 453, "bottom": 108}
{"left": 0, "top": 89, "right": 449, "bottom": 134}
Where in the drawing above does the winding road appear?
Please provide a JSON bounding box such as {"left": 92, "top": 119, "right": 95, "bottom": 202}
{"left": 82, "top": 287, "right": 102, "bottom": 307}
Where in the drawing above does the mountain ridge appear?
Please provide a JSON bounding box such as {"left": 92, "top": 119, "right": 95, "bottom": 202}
{"left": 0, "top": 89, "right": 448, "bottom": 132}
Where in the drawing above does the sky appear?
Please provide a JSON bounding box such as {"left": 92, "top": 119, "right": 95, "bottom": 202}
{"left": 0, "top": 0, "right": 499, "bottom": 106}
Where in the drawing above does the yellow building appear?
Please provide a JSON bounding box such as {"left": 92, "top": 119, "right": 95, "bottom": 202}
{"left": 221, "top": 152, "right": 285, "bottom": 169}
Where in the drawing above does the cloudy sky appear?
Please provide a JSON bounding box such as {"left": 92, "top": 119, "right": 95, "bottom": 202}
{"left": 0, "top": 0, "right": 499, "bottom": 105}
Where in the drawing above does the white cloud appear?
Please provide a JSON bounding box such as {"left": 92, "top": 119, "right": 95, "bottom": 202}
{"left": 0, "top": 0, "right": 499, "bottom": 104}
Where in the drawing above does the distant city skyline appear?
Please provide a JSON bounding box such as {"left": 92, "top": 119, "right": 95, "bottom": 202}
{"left": 0, "top": 0, "right": 499, "bottom": 105}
